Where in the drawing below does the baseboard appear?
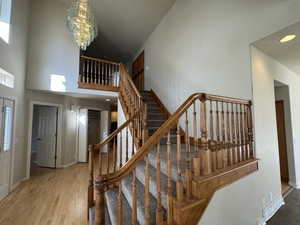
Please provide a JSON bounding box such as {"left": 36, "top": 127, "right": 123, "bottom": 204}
{"left": 257, "top": 196, "right": 284, "bottom": 225}
{"left": 11, "top": 177, "right": 28, "bottom": 191}
{"left": 288, "top": 181, "right": 300, "bottom": 189}
{"left": 61, "top": 161, "right": 77, "bottom": 168}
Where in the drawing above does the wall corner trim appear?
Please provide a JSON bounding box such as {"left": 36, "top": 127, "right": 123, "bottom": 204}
{"left": 288, "top": 181, "right": 300, "bottom": 189}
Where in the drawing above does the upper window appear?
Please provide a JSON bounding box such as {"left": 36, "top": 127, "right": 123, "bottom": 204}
{"left": 0, "top": 0, "right": 12, "bottom": 43}
{"left": 0, "top": 67, "right": 14, "bottom": 88}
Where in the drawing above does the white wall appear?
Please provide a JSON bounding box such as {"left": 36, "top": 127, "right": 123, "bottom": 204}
{"left": 274, "top": 86, "right": 296, "bottom": 185}
{"left": 26, "top": 90, "right": 111, "bottom": 166}
{"left": 26, "top": 0, "right": 117, "bottom": 97}
{"left": 132, "top": 1, "right": 300, "bottom": 224}
{"left": 0, "top": 0, "right": 29, "bottom": 186}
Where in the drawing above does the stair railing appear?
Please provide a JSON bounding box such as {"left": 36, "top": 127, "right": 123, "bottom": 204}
{"left": 92, "top": 93, "right": 254, "bottom": 225}
{"left": 79, "top": 56, "right": 120, "bottom": 91}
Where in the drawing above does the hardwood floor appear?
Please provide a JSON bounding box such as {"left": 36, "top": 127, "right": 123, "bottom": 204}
{"left": 0, "top": 164, "right": 88, "bottom": 225}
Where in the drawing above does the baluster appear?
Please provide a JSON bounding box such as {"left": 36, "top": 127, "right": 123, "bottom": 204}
{"left": 156, "top": 143, "right": 163, "bottom": 224}
{"left": 248, "top": 103, "right": 254, "bottom": 158}
{"left": 167, "top": 131, "right": 174, "bottom": 224}
{"left": 193, "top": 102, "right": 201, "bottom": 177}
{"left": 209, "top": 100, "right": 216, "bottom": 171}
{"left": 193, "top": 102, "right": 198, "bottom": 150}
{"left": 126, "top": 127, "right": 129, "bottom": 162}
{"left": 95, "top": 177, "right": 105, "bottom": 225}
{"left": 131, "top": 125, "right": 135, "bottom": 157}
{"left": 200, "top": 96, "right": 211, "bottom": 175}
{"left": 131, "top": 169, "right": 137, "bottom": 225}
{"left": 119, "top": 132, "right": 123, "bottom": 168}
{"left": 176, "top": 122, "right": 184, "bottom": 201}
{"left": 235, "top": 104, "right": 240, "bottom": 162}
{"left": 118, "top": 182, "right": 123, "bottom": 225}
{"left": 106, "top": 142, "right": 110, "bottom": 174}
{"left": 216, "top": 101, "right": 222, "bottom": 169}
{"left": 99, "top": 147, "right": 103, "bottom": 176}
{"left": 106, "top": 63, "right": 109, "bottom": 85}
{"left": 92, "top": 60, "right": 95, "bottom": 84}
{"left": 113, "top": 137, "right": 117, "bottom": 172}
{"left": 101, "top": 62, "right": 104, "bottom": 85}
{"left": 240, "top": 104, "right": 245, "bottom": 162}
{"left": 145, "top": 154, "right": 150, "bottom": 225}
{"left": 221, "top": 101, "right": 227, "bottom": 167}
{"left": 226, "top": 103, "right": 232, "bottom": 166}
{"left": 231, "top": 103, "right": 237, "bottom": 164}
{"left": 96, "top": 61, "right": 99, "bottom": 84}
{"left": 86, "top": 59, "right": 90, "bottom": 83}
{"left": 244, "top": 104, "right": 249, "bottom": 160}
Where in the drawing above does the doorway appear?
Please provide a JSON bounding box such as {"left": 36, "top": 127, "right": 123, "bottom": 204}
{"left": 274, "top": 81, "right": 294, "bottom": 195}
{"left": 30, "top": 105, "right": 58, "bottom": 175}
{"left": 0, "top": 98, "right": 15, "bottom": 200}
{"left": 132, "top": 50, "right": 145, "bottom": 91}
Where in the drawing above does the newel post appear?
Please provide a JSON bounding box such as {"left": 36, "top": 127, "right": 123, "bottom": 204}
{"left": 88, "top": 144, "right": 94, "bottom": 220}
{"left": 142, "top": 103, "right": 149, "bottom": 145}
{"left": 200, "top": 94, "right": 212, "bottom": 175}
{"left": 95, "top": 176, "right": 105, "bottom": 225}
{"left": 248, "top": 101, "right": 254, "bottom": 159}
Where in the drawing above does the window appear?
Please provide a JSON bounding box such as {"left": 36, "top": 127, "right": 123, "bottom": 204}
{"left": 0, "top": 67, "right": 14, "bottom": 88}
{"left": 3, "top": 105, "right": 13, "bottom": 151}
{"left": 0, "top": 0, "right": 12, "bottom": 43}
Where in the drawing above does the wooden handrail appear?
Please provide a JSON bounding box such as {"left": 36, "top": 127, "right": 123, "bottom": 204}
{"left": 94, "top": 109, "right": 142, "bottom": 151}
{"left": 100, "top": 93, "right": 253, "bottom": 184}
{"left": 81, "top": 55, "right": 121, "bottom": 65}
{"left": 120, "top": 64, "right": 142, "bottom": 98}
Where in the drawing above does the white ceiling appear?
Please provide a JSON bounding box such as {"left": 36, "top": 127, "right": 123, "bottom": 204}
{"left": 63, "top": 0, "right": 175, "bottom": 62}
{"left": 254, "top": 21, "right": 300, "bottom": 75}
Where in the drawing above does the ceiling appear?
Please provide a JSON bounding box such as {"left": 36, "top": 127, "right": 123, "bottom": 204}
{"left": 254, "top": 21, "right": 300, "bottom": 75}
{"left": 63, "top": 0, "right": 176, "bottom": 62}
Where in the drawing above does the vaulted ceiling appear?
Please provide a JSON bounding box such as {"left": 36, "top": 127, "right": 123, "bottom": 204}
{"left": 63, "top": 0, "right": 176, "bottom": 62}
{"left": 254, "top": 21, "right": 300, "bottom": 76}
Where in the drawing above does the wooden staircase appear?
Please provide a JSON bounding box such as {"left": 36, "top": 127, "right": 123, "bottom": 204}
{"left": 79, "top": 56, "right": 259, "bottom": 225}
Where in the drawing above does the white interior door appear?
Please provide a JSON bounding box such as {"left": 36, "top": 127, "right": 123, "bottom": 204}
{"left": 35, "top": 105, "right": 58, "bottom": 168}
{"left": 78, "top": 108, "right": 88, "bottom": 162}
{"left": 0, "top": 98, "right": 14, "bottom": 200}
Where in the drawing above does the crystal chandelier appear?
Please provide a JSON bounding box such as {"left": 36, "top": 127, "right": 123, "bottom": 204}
{"left": 67, "top": 0, "right": 98, "bottom": 50}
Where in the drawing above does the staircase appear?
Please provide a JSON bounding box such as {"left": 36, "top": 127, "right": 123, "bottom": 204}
{"left": 79, "top": 56, "right": 259, "bottom": 225}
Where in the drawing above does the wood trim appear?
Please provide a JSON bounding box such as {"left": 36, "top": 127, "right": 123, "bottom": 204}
{"left": 150, "top": 89, "right": 171, "bottom": 119}
{"left": 78, "top": 82, "right": 119, "bottom": 92}
{"left": 120, "top": 64, "right": 142, "bottom": 98}
{"left": 81, "top": 55, "right": 120, "bottom": 65}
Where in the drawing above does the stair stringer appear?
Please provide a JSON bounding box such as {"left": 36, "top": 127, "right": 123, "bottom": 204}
{"left": 173, "top": 159, "right": 259, "bottom": 225}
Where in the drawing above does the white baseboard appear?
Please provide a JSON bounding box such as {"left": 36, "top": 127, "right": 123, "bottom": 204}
{"left": 61, "top": 161, "right": 77, "bottom": 168}
{"left": 288, "top": 181, "right": 300, "bottom": 189}
{"left": 257, "top": 197, "right": 284, "bottom": 225}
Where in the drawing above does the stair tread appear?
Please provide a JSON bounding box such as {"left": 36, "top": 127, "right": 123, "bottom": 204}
{"left": 105, "top": 188, "right": 134, "bottom": 225}
{"left": 122, "top": 174, "right": 158, "bottom": 225}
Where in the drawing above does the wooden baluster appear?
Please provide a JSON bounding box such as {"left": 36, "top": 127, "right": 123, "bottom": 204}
{"left": 106, "top": 63, "right": 109, "bottom": 86}
{"left": 167, "top": 131, "right": 174, "bottom": 224}
{"left": 119, "top": 132, "right": 123, "bottom": 168}
{"left": 126, "top": 127, "right": 129, "bottom": 162}
{"left": 226, "top": 103, "right": 232, "bottom": 166}
{"left": 88, "top": 145, "right": 94, "bottom": 217}
{"left": 156, "top": 143, "right": 163, "bottom": 224}
{"left": 248, "top": 103, "right": 254, "bottom": 158}
{"left": 244, "top": 104, "right": 249, "bottom": 160}
{"left": 185, "top": 111, "right": 190, "bottom": 154}
{"left": 131, "top": 169, "right": 137, "bottom": 225}
{"left": 86, "top": 59, "right": 90, "bottom": 83}
{"left": 112, "top": 64, "right": 115, "bottom": 87}
{"left": 131, "top": 124, "right": 135, "bottom": 157}
{"left": 176, "top": 122, "right": 184, "bottom": 201}
{"left": 99, "top": 147, "right": 103, "bottom": 176}
{"left": 106, "top": 142, "right": 110, "bottom": 174}
{"left": 96, "top": 61, "right": 99, "bottom": 84}
{"left": 95, "top": 177, "right": 105, "bottom": 225}
{"left": 118, "top": 181, "right": 123, "bottom": 225}
{"left": 113, "top": 137, "right": 117, "bottom": 172}
{"left": 92, "top": 60, "right": 95, "bottom": 84}
{"left": 235, "top": 103, "right": 240, "bottom": 162}
{"left": 240, "top": 104, "right": 245, "bottom": 162}
{"left": 231, "top": 103, "right": 237, "bottom": 164}
{"left": 142, "top": 104, "right": 148, "bottom": 144}
{"left": 200, "top": 95, "right": 211, "bottom": 175}
{"left": 221, "top": 101, "right": 227, "bottom": 167}
{"left": 145, "top": 154, "right": 150, "bottom": 225}
{"left": 193, "top": 102, "right": 201, "bottom": 177}
{"left": 101, "top": 62, "right": 104, "bottom": 85}
{"left": 209, "top": 100, "right": 216, "bottom": 172}
{"left": 216, "top": 101, "right": 222, "bottom": 169}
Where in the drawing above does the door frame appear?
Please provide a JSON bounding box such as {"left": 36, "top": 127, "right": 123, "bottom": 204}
{"left": 26, "top": 101, "right": 63, "bottom": 179}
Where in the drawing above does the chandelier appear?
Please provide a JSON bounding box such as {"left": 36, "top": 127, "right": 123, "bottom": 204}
{"left": 67, "top": 0, "right": 98, "bottom": 50}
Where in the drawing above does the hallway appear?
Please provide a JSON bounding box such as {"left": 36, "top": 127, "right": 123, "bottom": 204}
{"left": 0, "top": 164, "right": 88, "bottom": 225}
{"left": 268, "top": 189, "right": 300, "bottom": 225}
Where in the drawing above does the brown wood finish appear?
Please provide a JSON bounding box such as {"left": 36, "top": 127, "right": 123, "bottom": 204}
{"left": 275, "top": 100, "right": 289, "bottom": 183}
{"left": 132, "top": 51, "right": 145, "bottom": 91}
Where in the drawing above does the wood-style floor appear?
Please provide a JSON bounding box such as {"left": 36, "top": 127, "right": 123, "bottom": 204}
{"left": 0, "top": 164, "right": 88, "bottom": 225}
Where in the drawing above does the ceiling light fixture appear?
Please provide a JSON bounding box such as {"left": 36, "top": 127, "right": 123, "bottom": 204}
{"left": 67, "top": 0, "right": 98, "bottom": 50}
{"left": 106, "top": 99, "right": 111, "bottom": 102}
{"left": 280, "top": 34, "right": 296, "bottom": 43}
